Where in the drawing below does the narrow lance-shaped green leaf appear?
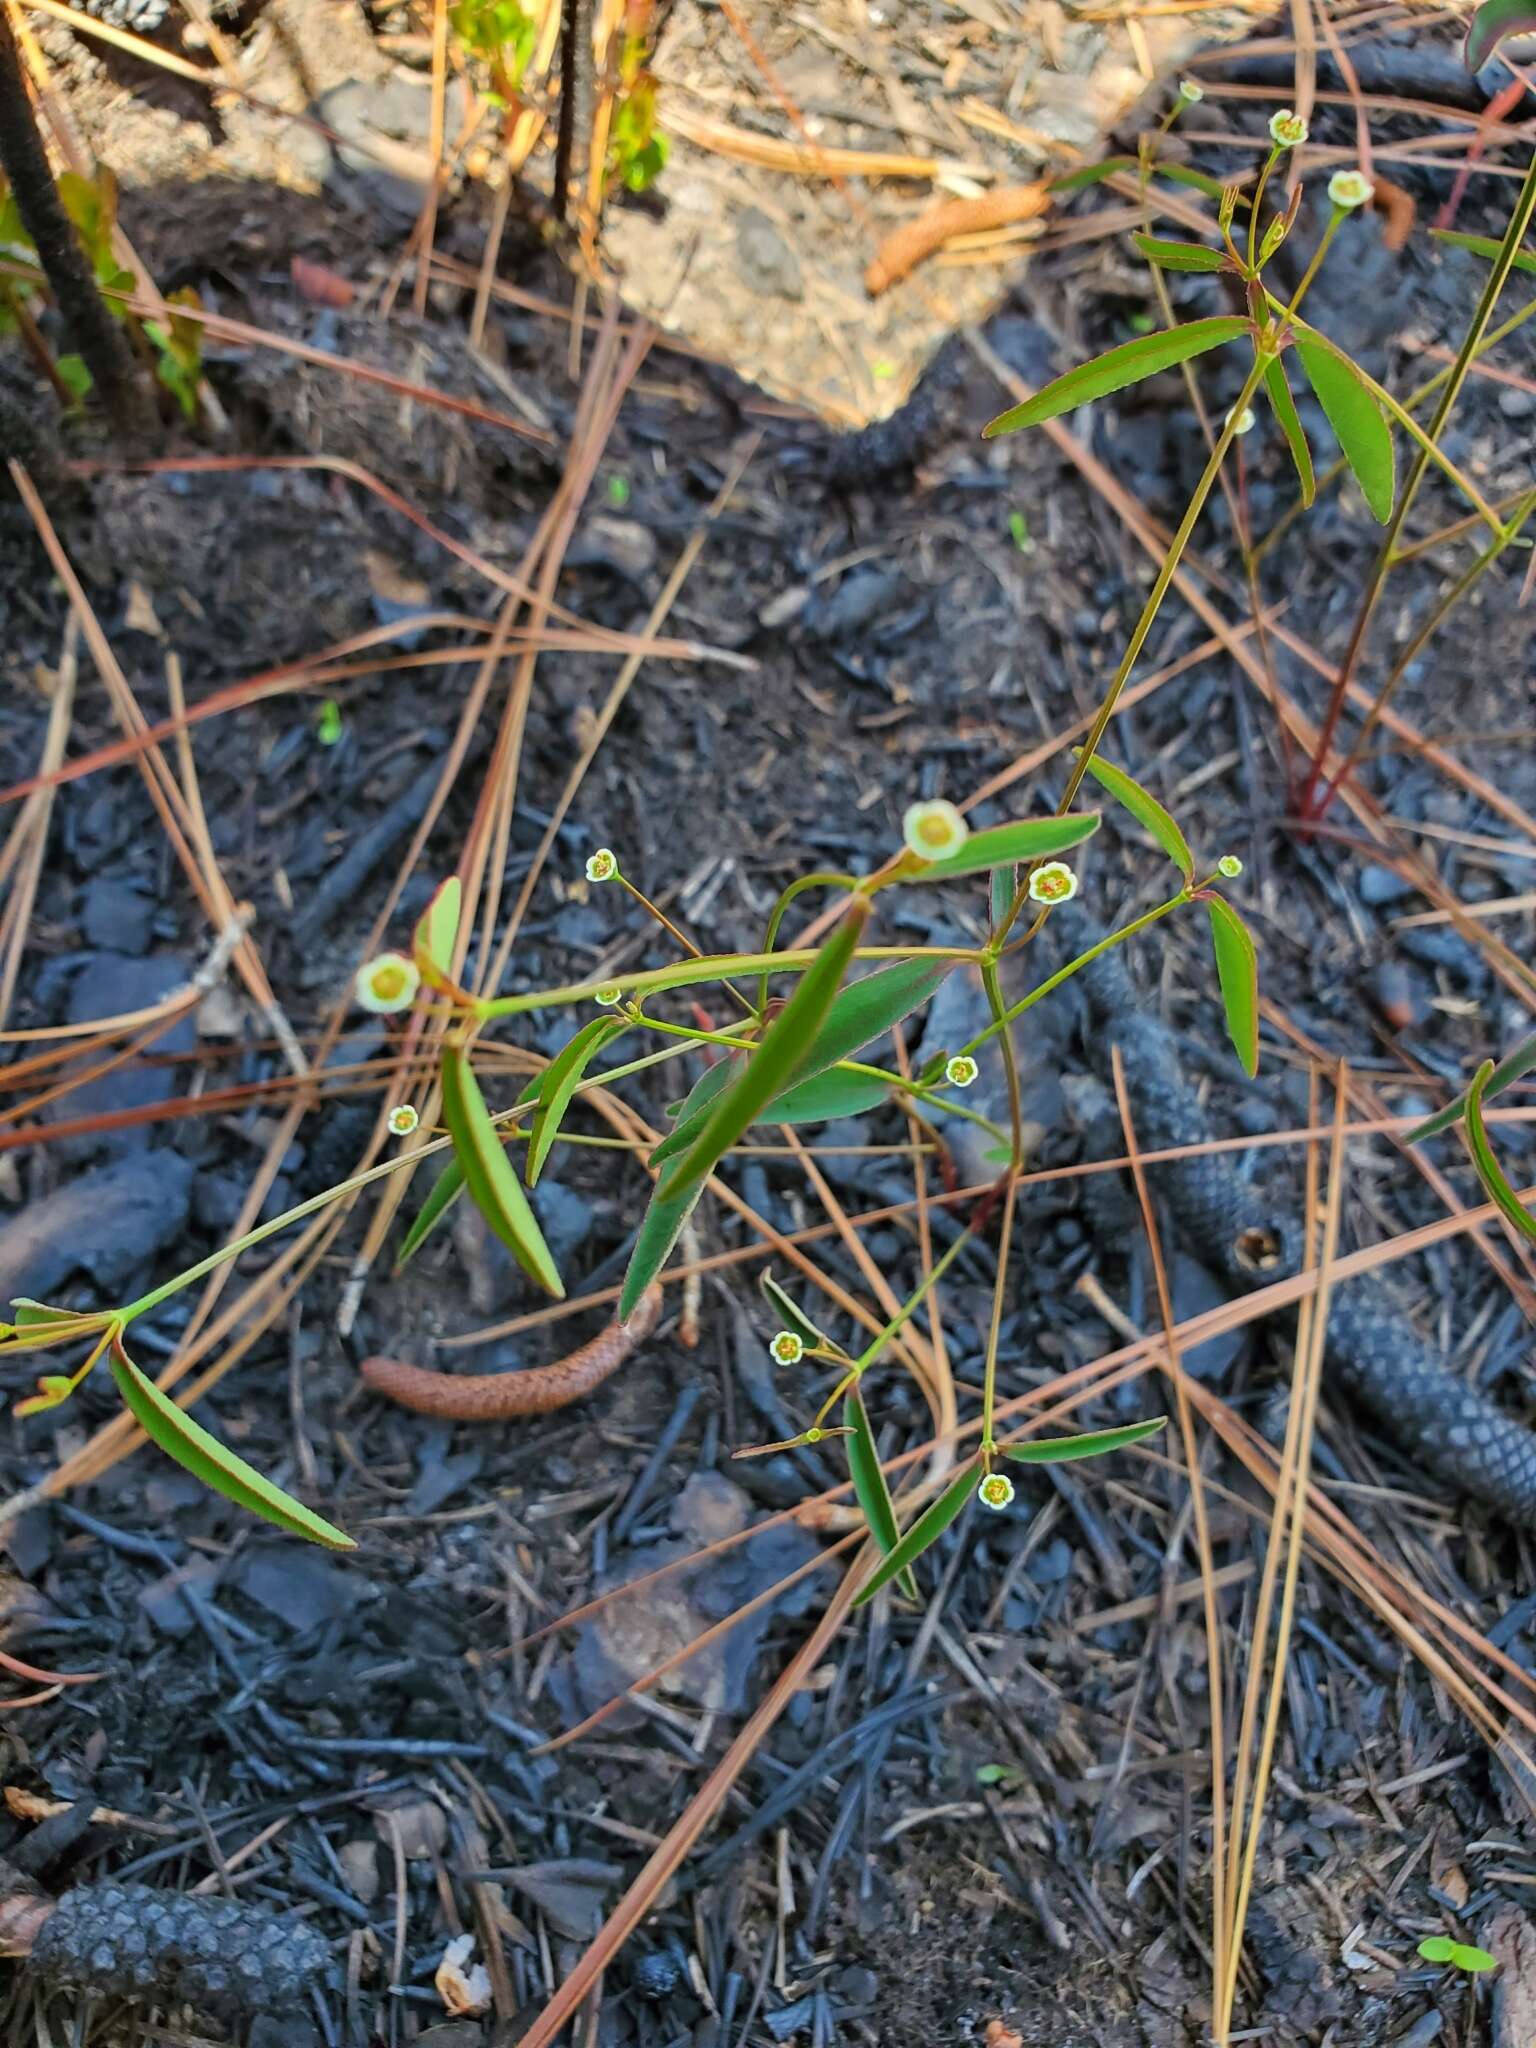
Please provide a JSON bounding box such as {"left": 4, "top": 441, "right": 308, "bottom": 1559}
{"left": 1466, "top": 0, "right": 1536, "bottom": 71}
{"left": 770, "top": 956, "right": 954, "bottom": 1102}
{"left": 1465, "top": 1060, "right": 1536, "bottom": 1242}
{"left": 527, "top": 1015, "right": 628, "bottom": 1186}
{"left": 759, "top": 1272, "right": 835, "bottom": 1353}
{"left": 413, "top": 875, "right": 463, "bottom": 990}
{"left": 650, "top": 1053, "right": 745, "bottom": 1169}
{"left": 1205, "top": 892, "right": 1260, "bottom": 1077}
{"left": 983, "top": 317, "right": 1251, "bottom": 437}
{"left": 618, "top": 1180, "right": 702, "bottom": 1322}
{"left": 1293, "top": 334, "right": 1395, "bottom": 523}
{"left": 109, "top": 1337, "right": 354, "bottom": 1549}
{"left": 844, "top": 1387, "right": 918, "bottom": 1599}
{"left": 441, "top": 1047, "right": 565, "bottom": 1296}
{"left": 989, "top": 864, "right": 1018, "bottom": 931}
{"left": 656, "top": 900, "right": 869, "bottom": 1207}
{"left": 1157, "top": 162, "right": 1244, "bottom": 204}
{"left": 852, "top": 1461, "right": 977, "bottom": 1608}
{"left": 891, "top": 812, "right": 1100, "bottom": 887}
{"left": 1004, "top": 1415, "right": 1167, "bottom": 1465}
{"left": 1408, "top": 1030, "right": 1536, "bottom": 1143}
{"left": 395, "top": 1155, "right": 467, "bottom": 1270}
{"left": 1262, "top": 355, "right": 1314, "bottom": 506}
{"left": 1430, "top": 227, "right": 1536, "bottom": 278}
{"left": 1075, "top": 753, "right": 1191, "bottom": 877}
{"left": 764, "top": 1067, "right": 894, "bottom": 1124}
{"left": 1132, "top": 234, "right": 1226, "bottom": 273}
{"left": 1049, "top": 155, "right": 1138, "bottom": 192}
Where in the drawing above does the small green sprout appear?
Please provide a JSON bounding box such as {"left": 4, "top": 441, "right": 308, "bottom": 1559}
{"left": 144, "top": 288, "right": 204, "bottom": 421}
{"left": 1008, "top": 510, "right": 1033, "bottom": 554}
{"left": 1418, "top": 1936, "right": 1497, "bottom": 1974}
{"left": 316, "top": 699, "right": 344, "bottom": 746}
{"left": 606, "top": 475, "right": 631, "bottom": 509}
{"left": 975, "top": 1761, "right": 1025, "bottom": 1787}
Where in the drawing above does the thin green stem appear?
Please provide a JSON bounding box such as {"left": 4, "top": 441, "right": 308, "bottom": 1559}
{"left": 1278, "top": 309, "right": 1505, "bottom": 536}
{"left": 475, "top": 945, "right": 982, "bottom": 1019}
{"left": 978, "top": 1172, "right": 1019, "bottom": 1465}
{"left": 1297, "top": 140, "right": 1536, "bottom": 821}
{"left": 968, "top": 890, "right": 1191, "bottom": 1057}
{"left": 627, "top": 1010, "right": 1007, "bottom": 1141}
{"left": 1252, "top": 294, "right": 1536, "bottom": 567}
{"left": 756, "top": 873, "right": 857, "bottom": 1013}
{"left": 991, "top": 350, "right": 1269, "bottom": 949}
{"left": 617, "top": 874, "right": 755, "bottom": 1016}
{"left": 1273, "top": 209, "right": 1341, "bottom": 325}
{"left": 852, "top": 1224, "right": 977, "bottom": 1373}
{"left": 1318, "top": 486, "right": 1536, "bottom": 812}
{"left": 1246, "top": 145, "right": 1281, "bottom": 272}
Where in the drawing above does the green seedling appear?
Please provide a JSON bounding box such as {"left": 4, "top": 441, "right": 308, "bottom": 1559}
{"left": 1418, "top": 1937, "right": 1497, "bottom": 1974}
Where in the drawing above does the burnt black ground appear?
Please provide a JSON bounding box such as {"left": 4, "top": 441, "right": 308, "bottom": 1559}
{"left": 1, "top": 49, "right": 1536, "bottom": 2047}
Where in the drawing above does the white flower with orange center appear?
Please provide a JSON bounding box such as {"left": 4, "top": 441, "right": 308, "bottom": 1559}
{"left": 1327, "top": 169, "right": 1374, "bottom": 211}
{"left": 356, "top": 952, "right": 420, "bottom": 1014}
{"left": 769, "top": 1330, "right": 805, "bottom": 1366}
{"left": 1028, "top": 862, "right": 1078, "bottom": 905}
{"left": 903, "top": 799, "right": 969, "bottom": 863}
{"left": 978, "top": 1471, "right": 1015, "bottom": 1511}
{"left": 586, "top": 847, "right": 619, "bottom": 883}
{"left": 388, "top": 1104, "right": 420, "bottom": 1137}
{"left": 1268, "top": 108, "right": 1308, "bottom": 149}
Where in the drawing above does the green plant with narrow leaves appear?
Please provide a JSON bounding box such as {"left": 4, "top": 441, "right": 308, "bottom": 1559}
{"left": 2, "top": 765, "right": 1245, "bottom": 1565}
{"left": 17, "top": 62, "right": 1522, "bottom": 1615}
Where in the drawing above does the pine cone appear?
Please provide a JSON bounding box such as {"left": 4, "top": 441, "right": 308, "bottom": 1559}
{"left": 31, "top": 1881, "right": 329, "bottom": 2017}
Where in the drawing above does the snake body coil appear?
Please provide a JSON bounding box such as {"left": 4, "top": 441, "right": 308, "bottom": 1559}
{"left": 1071, "top": 922, "right": 1536, "bottom": 1527}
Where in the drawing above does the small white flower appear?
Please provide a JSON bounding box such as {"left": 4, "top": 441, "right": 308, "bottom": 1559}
{"left": 1227, "top": 405, "right": 1257, "bottom": 437}
{"left": 903, "top": 798, "right": 969, "bottom": 863}
{"left": 585, "top": 847, "right": 618, "bottom": 883}
{"left": 978, "top": 1471, "right": 1015, "bottom": 1511}
{"left": 355, "top": 952, "right": 420, "bottom": 1015}
{"left": 1028, "top": 862, "right": 1078, "bottom": 905}
{"left": 769, "top": 1330, "right": 805, "bottom": 1366}
{"left": 1177, "top": 77, "right": 1204, "bottom": 104}
{"left": 945, "top": 1055, "right": 979, "bottom": 1089}
{"left": 1268, "top": 108, "right": 1309, "bottom": 150}
{"left": 1327, "top": 169, "right": 1374, "bottom": 212}
{"left": 1218, "top": 854, "right": 1244, "bottom": 879}
{"left": 388, "top": 1104, "right": 420, "bottom": 1137}
{"left": 594, "top": 984, "right": 623, "bottom": 1007}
